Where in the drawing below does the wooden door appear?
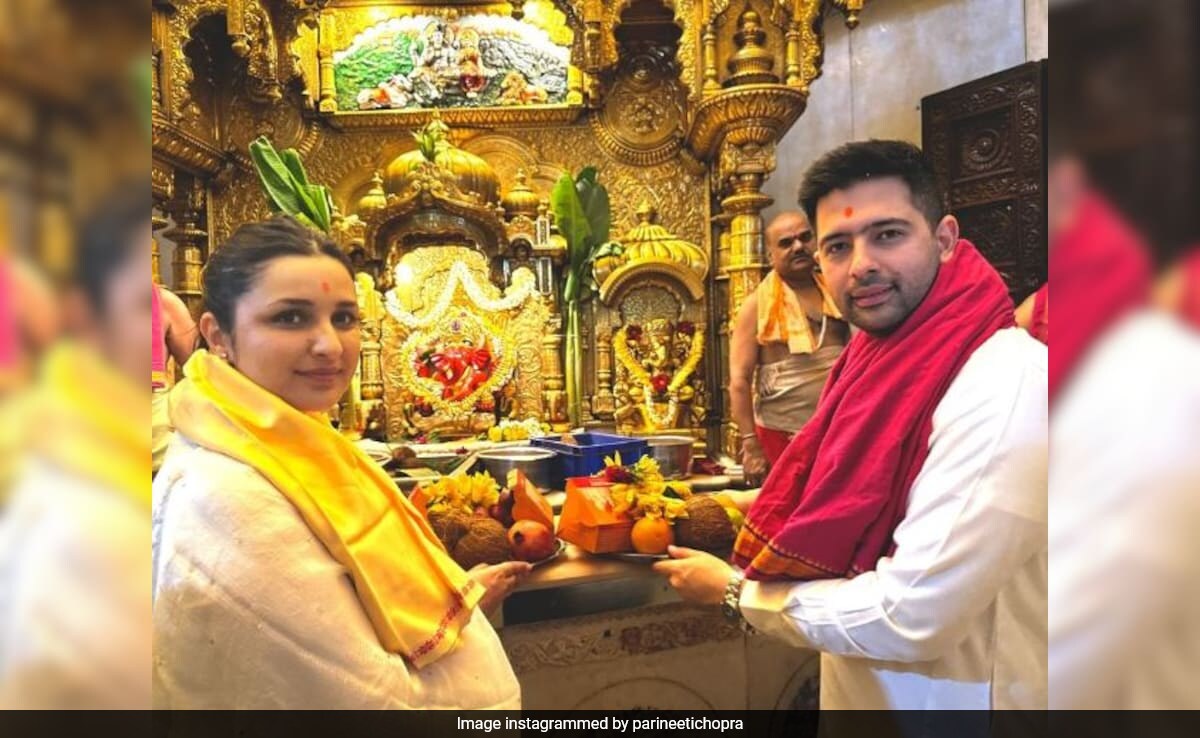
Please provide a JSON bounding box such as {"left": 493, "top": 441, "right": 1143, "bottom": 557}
{"left": 922, "top": 60, "right": 1048, "bottom": 303}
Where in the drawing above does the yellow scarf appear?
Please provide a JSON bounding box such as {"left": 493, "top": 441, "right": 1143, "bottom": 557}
{"left": 756, "top": 270, "right": 842, "bottom": 354}
{"left": 24, "top": 342, "right": 150, "bottom": 509}
{"left": 169, "top": 350, "right": 481, "bottom": 667}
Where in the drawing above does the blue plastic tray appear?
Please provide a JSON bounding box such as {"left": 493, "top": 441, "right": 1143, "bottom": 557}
{"left": 531, "top": 432, "right": 649, "bottom": 489}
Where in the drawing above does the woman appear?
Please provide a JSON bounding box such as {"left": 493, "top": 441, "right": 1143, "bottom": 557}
{"left": 152, "top": 215, "right": 529, "bottom": 708}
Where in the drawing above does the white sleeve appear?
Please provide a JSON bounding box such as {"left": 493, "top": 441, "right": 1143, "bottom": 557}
{"left": 740, "top": 334, "right": 1047, "bottom": 662}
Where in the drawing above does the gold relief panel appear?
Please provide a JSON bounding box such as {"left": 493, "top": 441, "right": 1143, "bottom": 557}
{"left": 590, "top": 48, "right": 687, "bottom": 167}
{"left": 521, "top": 125, "right": 708, "bottom": 250}
{"left": 318, "top": 2, "right": 576, "bottom": 116}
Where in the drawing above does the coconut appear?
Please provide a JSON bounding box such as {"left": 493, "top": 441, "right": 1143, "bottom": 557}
{"left": 674, "top": 496, "right": 736, "bottom": 552}
{"left": 428, "top": 509, "right": 472, "bottom": 552}
{"left": 452, "top": 517, "right": 513, "bottom": 570}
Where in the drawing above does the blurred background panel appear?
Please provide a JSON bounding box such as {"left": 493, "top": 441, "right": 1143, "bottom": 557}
{"left": 1050, "top": 0, "right": 1199, "bottom": 261}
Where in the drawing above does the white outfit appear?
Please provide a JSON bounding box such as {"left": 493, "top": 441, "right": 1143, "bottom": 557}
{"left": 0, "top": 458, "right": 151, "bottom": 709}
{"left": 1049, "top": 311, "right": 1200, "bottom": 708}
{"left": 152, "top": 436, "right": 521, "bottom": 709}
{"left": 740, "top": 328, "right": 1048, "bottom": 709}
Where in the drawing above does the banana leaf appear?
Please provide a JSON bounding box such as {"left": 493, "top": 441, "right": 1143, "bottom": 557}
{"left": 576, "top": 172, "right": 610, "bottom": 246}
{"left": 249, "top": 137, "right": 305, "bottom": 216}
{"left": 280, "top": 148, "right": 311, "bottom": 187}
{"left": 551, "top": 172, "right": 591, "bottom": 269}
{"left": 248, "top": 136, "right": 334, "bottom": 234}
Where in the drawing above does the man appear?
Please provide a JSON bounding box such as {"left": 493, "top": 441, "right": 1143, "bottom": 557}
{"left": 655, "top": 140, "right": 1047, "bottom": 709}
{"left": 728, "top": 212, "right": 846, "bottom": 486}
{"left": 152, "top": 282, "right": 197, "bottom": 472}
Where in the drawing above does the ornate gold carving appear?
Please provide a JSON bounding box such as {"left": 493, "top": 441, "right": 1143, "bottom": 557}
{"left": 591, "top": 49, "right": 686, "bottom": 167}
{"left": 794, "top": 0, "right": 825, "bottom": 94}
{"left": 724, "top": 10, "right": 778, "bottom": 86}
{"left": 152, "top": 118, "right": 229, "bottom": 177}
{"left": 238, "top": 0, "right": 283, "bottom": 104}
{"left": 830, "top": 0, "right": 868, "bottom": 29}
{"left": 324, "top": 105, "right": 585, "bottom": 130}
{"left": 685, "top": 85, "right": 807, "bottom": 161}
{"left": 152, "top": 160, "right": 175, "bottom": 203}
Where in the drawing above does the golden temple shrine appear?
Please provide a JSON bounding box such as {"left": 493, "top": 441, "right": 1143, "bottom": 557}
{"left": 151, "top": 0, "right": 883, "bottom": 459}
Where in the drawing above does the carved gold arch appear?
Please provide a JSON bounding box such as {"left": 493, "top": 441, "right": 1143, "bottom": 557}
{"left": 162, "top": 0, "right": 288, "bottom": 123}
{"left": 599, "top": 262, "right": 705, "bottom": 305}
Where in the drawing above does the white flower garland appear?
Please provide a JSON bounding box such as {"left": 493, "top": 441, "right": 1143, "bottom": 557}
{"left": 385, "top": 261, "right": 537, "bottom": 328}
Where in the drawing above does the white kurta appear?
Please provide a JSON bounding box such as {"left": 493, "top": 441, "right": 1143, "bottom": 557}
{"left": 739, "top": 327, "right": 1048, "bottom": 709}
{"left": 152, "top": 437, "right": 521, "bottom": 709}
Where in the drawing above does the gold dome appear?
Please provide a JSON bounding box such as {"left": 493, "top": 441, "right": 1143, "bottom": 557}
{"left": 382, "top": 117, "right": 501, "bottom": 205}
{"left": 502, "top": 169, "right": 540, "bottom": 221}
{"left": 357, "top": 171, "right": 388, "bottom": 213}
{"left": 595, "top": 201, "right": 709, "bottom": 302}
{"left": 621, "top": 202, "right": 708, "bottom": 278}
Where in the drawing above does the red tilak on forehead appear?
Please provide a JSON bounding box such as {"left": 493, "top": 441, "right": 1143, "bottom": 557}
{"left": 843, "top": 207, "right": 854, "bottom": 218}
{"left": 321, "top": 281, "right": 330, "bottom": 293}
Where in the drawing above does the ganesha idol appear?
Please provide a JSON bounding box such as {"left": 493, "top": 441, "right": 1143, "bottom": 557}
{"left": 612, "top": 318, "right": 706, "bottom": 433}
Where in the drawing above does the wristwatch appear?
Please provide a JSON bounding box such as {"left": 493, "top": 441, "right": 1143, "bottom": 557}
{"left": 721, "top": 567, "right": 750, "bottom": 629}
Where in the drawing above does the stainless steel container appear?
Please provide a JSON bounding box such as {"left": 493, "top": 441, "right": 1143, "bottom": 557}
{"left": 645, "top": 436, "right": 694, "bottom": 480}
{"left": 475, "top": 447, "right": 559, "bottom": 490}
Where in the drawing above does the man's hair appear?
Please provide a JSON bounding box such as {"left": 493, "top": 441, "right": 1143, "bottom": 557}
{"left": 798, "top": 140, "right": 944, "bottom": 231}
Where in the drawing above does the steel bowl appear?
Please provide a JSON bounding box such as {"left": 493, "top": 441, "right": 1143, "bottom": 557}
{"left": 475, "top": 447, "right": 559, "bottom": 490}
{"left": 645, "top": 435, "right": 694, "bottom": 480}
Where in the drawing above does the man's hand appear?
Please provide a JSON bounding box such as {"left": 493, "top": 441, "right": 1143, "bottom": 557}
{"left": 741, "top": 436, "right": 768, "bottom": 487}
{"left": 468, "top": 561, "right": 533, "bottom": 616}
{"left": 652, "top": 546, "right": 734, "bottom": 605}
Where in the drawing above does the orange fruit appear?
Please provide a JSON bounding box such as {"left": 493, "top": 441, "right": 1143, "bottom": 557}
{"left": 631, "top": 516, "right": 674, "bottom": 555}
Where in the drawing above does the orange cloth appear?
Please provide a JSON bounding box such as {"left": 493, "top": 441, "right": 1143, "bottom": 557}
{"left": 169, "top": 350, "right": 481, "bottom": 667}
{"left": 756, "top": 270, "right": 842, "bottom": 354}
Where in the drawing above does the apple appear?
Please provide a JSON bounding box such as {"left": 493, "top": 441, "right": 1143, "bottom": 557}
{"left": 507, "top": 520, "right": 556, "bottom": 562}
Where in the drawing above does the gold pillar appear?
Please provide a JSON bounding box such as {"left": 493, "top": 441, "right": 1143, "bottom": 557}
{"left": 702, "top": 23, "right": 720, "bottom": 92}
{"left": 541, "top": 318, "right": 569, "bottom": 429}
{"left": 785, "top": 23, "right": 802, "bottom": 86}
{"left": 317, "top": 10, "right": 337, "bottom": 113}
{"left": 165, "top": 181, "right": 208, "bottom": 319}
{"left": 592, "top": 327, "right": 615, "bottom": 420}
{"left": 717, "top": 144, "right": 774, "bottom": 458}
{"left": 152, "top": 210, "right": 167, "bottom": 285}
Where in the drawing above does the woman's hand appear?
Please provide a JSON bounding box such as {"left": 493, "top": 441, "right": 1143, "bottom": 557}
{"left": 468, "top": 561, "right": 533, "bottom": 616}
{"left": 652, "top": 546, "right": 733, "bottom": 605}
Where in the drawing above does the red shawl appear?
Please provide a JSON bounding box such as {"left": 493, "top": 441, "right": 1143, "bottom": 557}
{"left": 1047, "top": 192, "right": 1150, "bottom": 403}
{"left": 733, "top": 240, "right": 1014, "bottom": 581}
{"left": 1029, "top": 283, "right": 1049, "bottom": 344}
